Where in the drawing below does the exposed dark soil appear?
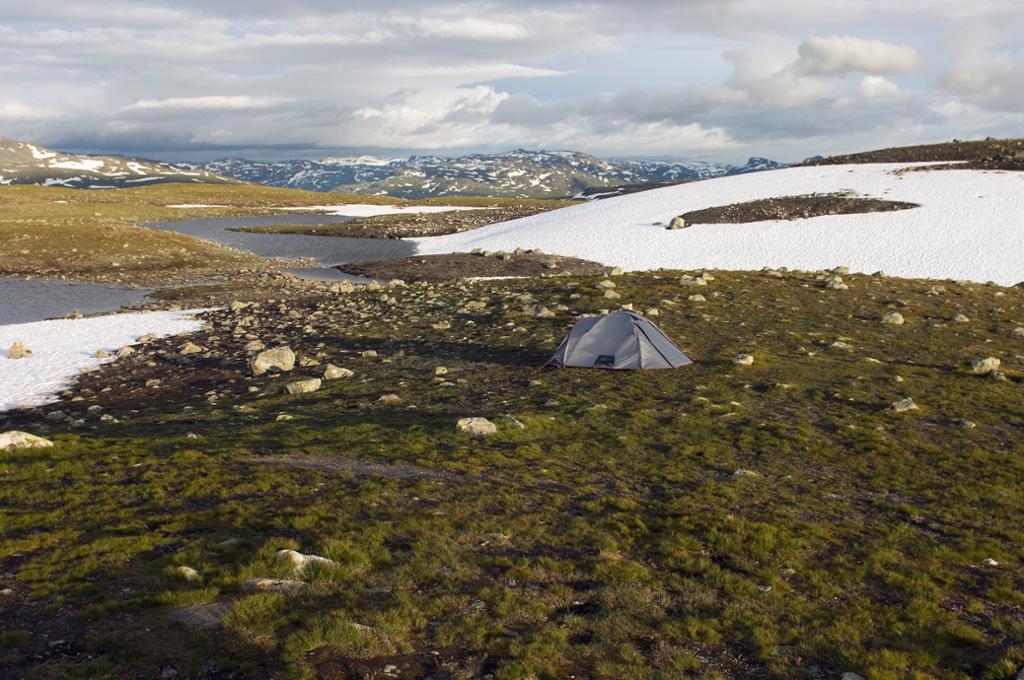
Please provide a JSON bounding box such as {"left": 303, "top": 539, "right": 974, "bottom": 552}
{"left": 339, "top": 251, "right": 611, "bottom": 283}
{"left": 678, "top": 194, "right": 919, "bottom": 225}
{"left": 228, "top": 205, "right": 558, "bottom": 239}
{"left": 805, "top": 137, "right": 1024, "bottom": 171}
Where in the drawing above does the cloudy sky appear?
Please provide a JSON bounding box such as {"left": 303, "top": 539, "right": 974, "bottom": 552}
{"left": 1, "top": 0, "right": 1023, "bottom": 162}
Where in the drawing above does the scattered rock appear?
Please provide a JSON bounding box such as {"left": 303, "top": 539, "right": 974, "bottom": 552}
{"left": 456, "top": 417, "right": 498, "bottom": 439}
{"left": 286, "top": 378, "right": 321, "bottom": 395}
{"left": 733, "top": 468, "right": 760, "bottom": 478}
{"left": 7, "top": 342, "right": 32, "bottom": 359}
{"left": 610, "top": 266, "right": 624, "bottom": 276}
{"left": 604, "top": 290, "right": 621, "bottom": 300}
{"left": 434, "top": 366, "right": 448, "bottom": 376}
{"left": 688, "top": 294, "right": 706, "bottom": 302}
{"left": 890, "top": 397, "right": 919, "bottom": 413}
{"left": 982, "top": 557, "right": 999, "bottom": 566}
{"left": 969, "top": 357, "right": 1000, "bottom": 374}
{"left": 95, "top": 349, "right": 111, "bottom": 359}
{"left": 1012, "top": 327, "right": 1024, "bottom": 339}
{"left": 377, "top": 393, "right": 402, "bottom": 405}
{"left": 167, "top": 602, "right": 232, "bottom": 630}
{"left": 276, "top": 548, "right": 334, "bottom": 571}
{"left": 733, "top": 353, "right": 755, "bottom": 366}
{"left": 323, "top": 364, "right": 354, "bottom": 380}
{"left": 0, "top": 431, "right": 54, "bottom": 451}
{"left": 243, "top": 578, "right": 309, "bottom": 595}
{"left": 361, "top": 350, "right": 379, "bottom": 358}
{"left": 251, "top": 346, "right": 295, "bottom": 375}
{"left": 180, "top": 341, "right": 204, "bottom": 355}
{"left": 667, "top": 216, "right": 687, "bottom": 230}
{"left": 175, "top": 566, "right": 201, "bottom": 582}
{"left": 880, "top": 311, "right": 905, "bottom": 325}
{"left": 952, "top": 313, "right": 970, "bottom": 323}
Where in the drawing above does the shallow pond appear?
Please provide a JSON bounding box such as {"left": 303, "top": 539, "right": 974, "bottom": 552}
{"left": 145, "top": 215, "right": 414, "bottom": 280}
{"left": 0, "top": 279, "right": 150, "bottom": 325}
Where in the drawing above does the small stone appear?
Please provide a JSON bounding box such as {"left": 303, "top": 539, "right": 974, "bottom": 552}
{"left": 733, "top": 353, "right": 754, "bottom": 367}
{"left": 286, "top": 378, "right": 321, "bottom": 395}
{"left": 1012, "top": 327, "right": 1024, "bottom": 339}
{"left": 733, "top": 468, "right": 760, "bottom": 477}
{"left": 609, "top": 267, "right": 624, "bottom": 276}
{"left": 361, "top": 350, "right": 378, "bottom": 358}
{"left": 116, "top": 346, "right": 135, "bottom": 358}
{"left": 243, "top": 578, "right": 309, "bottom": 595}
{"left": 377, "top": 393, "right": 402, "bottom": 405}
{"left": 595, "top": 279, "right": 616, "bottom": 289}
{"left": 968, "top": 357, "right": 1000, "bottom": 374}
{"left": 603, "top": 290, "right": 621, "bottom": 300}
{"left": 956, "top": 418, "right": 977, "bottom": 429}
{"left": 0, "top": 431, "right": 54, "bottom": 451}
{"left": 434, "top": 366, "right": 448, "bottom": 376}
{"left": 95, "top": 349, "right": 111, "bottom": 359}
{"left": 251, "top": 346, "right": 295, "bottom": 375}
{"left": 880, "top": 312, "right": 905, "bottom": 325}
{"left": 890, "top": 397, "right": 919, "bottom": 413}
{"left": 982, "top": 557, "right": 999, "bottom": 566}
{"left": 456, "top": 417, "right": 498, "bottom": 439}
{"left": 667, "top": 215, "right": 687, "bottom": 230}
{"left": 175, "top": 566, "right": 201, "bottom": 582}
{"left": 137, "top": 332, "right": 158, "bottom": 344}
{"left": 323, "top": 364, "right": 354, "bottom": 380}
{"left": 276, "top": 548, "right": 334, "bottom": 571}
{"left": 7, "top": 342, "right": 32, "bottom": 359}
{"left": 952, "top": 313, "right": 970, "bottom": 323}
{"left": 180, "top": 341, "right": 204, "bottom": 355}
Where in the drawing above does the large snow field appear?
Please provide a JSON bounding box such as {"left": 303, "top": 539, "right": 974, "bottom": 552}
{"left": 0, "top": 310, "right": 207, "bottom": 412}
{"left": 414, "top": 163, "right": 1024, "bottom": 285}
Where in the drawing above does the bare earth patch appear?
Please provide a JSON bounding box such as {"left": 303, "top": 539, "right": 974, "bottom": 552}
{"left": 339, "top": 251, "right": 611, "bottom": 282}
{"left": 805, "top": 137, "right": 1024, "bottom": 171}
{"left": 677, "top": 194, "right": 919, "bottom": 225}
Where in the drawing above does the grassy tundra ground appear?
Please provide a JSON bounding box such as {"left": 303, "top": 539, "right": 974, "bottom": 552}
{"left": 2, "top": 268, "right": 1023, "bottom": 679}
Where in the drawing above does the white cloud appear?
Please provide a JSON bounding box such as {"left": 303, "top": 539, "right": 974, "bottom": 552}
{"left": 124, "top": 96, "right": 289, "bottom": 112}
{"left": 795, "top": 36, "right": 922, "bottom": 75}
{"left": 859, "top": 75, "right": 904, "bottom": 100}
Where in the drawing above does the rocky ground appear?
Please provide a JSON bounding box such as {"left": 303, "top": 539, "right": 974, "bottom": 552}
{"left": 2, "top": 267, "right": 1023, "bottom": 679}
{"left": 807, "top": 137, "right": 1024, "bottom": 171}
{"left": 340, "top": 249, "right": 611, "bottom": 283}
{"left": 673, "top": 194, "right": 918, "bottom": 227}
{"left": 228, "top": 205, "right": 561, "bottom": 240}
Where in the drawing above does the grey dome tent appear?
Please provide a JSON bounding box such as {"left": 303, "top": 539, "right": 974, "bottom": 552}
{"left": 544, "top": 311, "right": 692, "bottom": 369}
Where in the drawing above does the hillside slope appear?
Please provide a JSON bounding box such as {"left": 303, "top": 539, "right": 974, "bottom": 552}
{"left": 0, "top": 137, "right": 237, "bottom": 189}
{"left": 415, "top": 162, "right": 1024, "bottom": 285}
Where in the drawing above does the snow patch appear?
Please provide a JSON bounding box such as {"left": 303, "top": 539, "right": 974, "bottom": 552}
{"left": 414, "top": 163, "right": 1024, "bottom": 285}
{"left": 277, "top": 204, "right": 482, "bottom": 217}
{"left": 0, "top": 309, "right": 208, "bottom": 412}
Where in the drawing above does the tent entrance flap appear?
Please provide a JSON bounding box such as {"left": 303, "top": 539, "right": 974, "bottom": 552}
{"left": 545, "top": 311, "right": 692, "bottom": 370}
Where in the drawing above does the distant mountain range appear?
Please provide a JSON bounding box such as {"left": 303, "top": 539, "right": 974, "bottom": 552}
{"left": 196, "top": 150, "right": 787, "bottom": 199}
{"left": 0, "top": 135, "right": 787, "bottom": 198}
{"left": 0, "top": 136, "right": 235, "bottom": 189}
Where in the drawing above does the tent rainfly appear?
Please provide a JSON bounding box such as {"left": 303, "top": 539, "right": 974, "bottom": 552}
{"left": 545, "top": 311, "right": 692, "bottom": 369}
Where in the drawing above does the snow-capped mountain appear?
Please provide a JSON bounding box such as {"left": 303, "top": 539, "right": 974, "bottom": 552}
{"left": 198, "top": 150, "right": 787, "bottom": 199}
{"left": 0, "top": 137, "right": 236, "bottom": 189}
